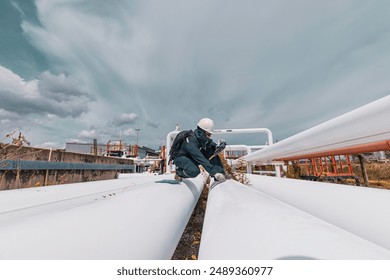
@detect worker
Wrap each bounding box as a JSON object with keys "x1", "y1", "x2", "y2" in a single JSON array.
[{"x1": 173, "y1": 118, "x2": 227, "y2": 182}]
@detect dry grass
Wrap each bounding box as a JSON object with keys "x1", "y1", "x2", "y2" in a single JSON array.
[
  {"x1": 221, "y1": 157, "x2": 250, "y2": 185},
  {"x1": 171, "y1": 181, "x2": 209, "y2": 260},
  {"x1": 354, "y1": 162, "x2": 390, "y2": 180},
  {"x1": 287, "y1": 160, "x2": 390, "y2": 190},
  {"x1": 352, "y1": 162, "x2": 390, "y2": 189},
  {"x1": 367, "y1": 180, "x2": 390, "y2": 190}
]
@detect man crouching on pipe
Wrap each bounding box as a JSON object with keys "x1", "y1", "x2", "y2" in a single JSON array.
[{"x1": 173, "y1": 118, "x2": 228, "y2": 182}]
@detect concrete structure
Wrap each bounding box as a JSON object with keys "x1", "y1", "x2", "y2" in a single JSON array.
[
  {"x1": 65, "y1": 142, "x2": 106, "y2": 155},
  {"x1": 0, "y1": 144, "x2": 134, "y2": 190},
  {"x1": 66, "y1": 142, "x2": 158, "y2": 158}
]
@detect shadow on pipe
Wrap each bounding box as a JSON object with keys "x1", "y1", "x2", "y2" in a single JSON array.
[{"x1": 183, "y1": 179, "x2": 203, "y2": 200}]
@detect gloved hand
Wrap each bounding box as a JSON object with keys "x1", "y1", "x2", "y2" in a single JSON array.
[
  {"x1": 209, "y1": 142, "x2": 227, "y2": 160},
  {"x1": 215, "y1": 141, "x2": 226, "y2": 153},
  {"x1": 214, "y1": 173, "x2": 226, "y2": 182}
]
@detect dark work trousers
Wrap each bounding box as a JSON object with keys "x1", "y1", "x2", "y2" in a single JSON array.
[{"x1": 174, "y1": 155, "x2": 224, "y2": 178}]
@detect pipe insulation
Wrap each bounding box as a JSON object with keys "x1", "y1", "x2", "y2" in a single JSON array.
[
  {"x1": 198, "y1": 180, "x2": 390, "y2": 260},
  {"x1": 247, "y1": 174, "x2": 390, "y2": 251},
  {"x1": 243, "y1": 95, "x2": 390, "y2": 163},
  {"x1": 0, "y1": 173, "x2": 206, "y2": 259}
]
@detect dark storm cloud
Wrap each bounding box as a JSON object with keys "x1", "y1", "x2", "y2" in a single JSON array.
[
  {"x1": 2, "y1": 0, "x2": 390, "y2": 147},
  {"x1": 0, "y1": 66, "x2": 95, "y2": 118}
]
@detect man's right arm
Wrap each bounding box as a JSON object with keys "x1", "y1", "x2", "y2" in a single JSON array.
[{"x1": 186, "y1": 139, "x2": 224, "y2": 176}]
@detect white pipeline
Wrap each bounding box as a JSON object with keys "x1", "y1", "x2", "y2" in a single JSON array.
[
  {"x1": 213, "y1": 128, "x2": 273, "y2": 145},
  {"x1": 247, "y1": 174, "x2": 390, "y2": 252},
  {"x1": 243, "y1": 95, "x2": 390, "y2": 163},
  {"x1": 0, "y1": 173, "x2": 206, "y2": 259},
  {"x1": 198, "y1": 180, "x2": 390, "y2": 260},
  {"x1": 165, "y1": 130, "x2": 180, "y2": 173}
]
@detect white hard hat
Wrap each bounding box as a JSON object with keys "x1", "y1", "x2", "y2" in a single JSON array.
[{"x1": 197, "y1": 118, "x2": 214, "y2": 133}]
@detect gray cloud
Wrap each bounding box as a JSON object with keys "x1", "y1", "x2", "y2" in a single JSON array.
[
  {"x1": 38, "y1": 71, "x2": 95, "y2": 102},
  {"x1": 147, "y1": 121, "x2": 160, "y2": 129},
  {"x1": 0, "y1": 66, "x2": 95, "y2": 118},
  {"x1": 3, "y1": 0, "x2": 390, "y2": 148},
  {"x1": 109, "y1": 113, "x2": 139, "y2": 127},
  {"x1": 77, "y1": 129, "x2": 97, "y2": 139}
]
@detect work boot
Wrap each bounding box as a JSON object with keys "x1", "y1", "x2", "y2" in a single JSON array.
[
  {"x1": 214, "y1": 173, "x2": 226, "y2": 182},
  {"x1": 174, "y1": 174, "x2": 183, "y2": 182}
]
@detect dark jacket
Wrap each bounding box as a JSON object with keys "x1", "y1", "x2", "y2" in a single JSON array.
[{"x1": 175, "y1": 128, "x2": 223, "y2": 176}]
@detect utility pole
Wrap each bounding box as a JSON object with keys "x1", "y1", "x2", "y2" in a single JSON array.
[
  {"x1": 135, "y1": 128, "x2": 141, "y2": 147},
  {"x1": 358, "y1": 154, "x2": 369, "y2": 187}
]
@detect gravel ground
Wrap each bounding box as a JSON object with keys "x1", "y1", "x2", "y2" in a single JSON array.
[{"x1": 171, "y1": 182, "x2": 209, "y2": 260}]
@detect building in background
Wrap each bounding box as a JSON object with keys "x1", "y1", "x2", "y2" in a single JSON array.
[
  {"x1": 65, "y1": 142, "x2": 106, "y2": 155},
  {"x1": 65, "y1": 141, "x2": 158, "y2": 159}
]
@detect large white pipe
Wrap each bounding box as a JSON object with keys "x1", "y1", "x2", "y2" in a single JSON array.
[
  {"x1": 0, "y1": 173, "x2": 206, "y2": 259},
  {"x1": 244, "y1": 95, "x2": 390, "y2": 163},
  {"x1": 198, "y1": 180, "x2": 390, "y2": 259},
  {"x1": 165, "y1": 130, "x2": 180, "y2": 173},
  {"x1": 213, "y1": 128, "x2": 273, "y2": 145},
  {"x1": 247, "y1": 174, "x2": 390, "y2": 251},
  {"x1": 223, "y1": 145, "x2": 252, "y2": 160},
  {"x1": 0, "y1": 173, "x2": 161, "y2": 214}
]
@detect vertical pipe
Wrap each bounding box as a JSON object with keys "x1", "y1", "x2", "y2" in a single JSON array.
[
  {"x1": 331, "y1": 156, "x2": 337, "y2": 174},
  {"x1": 165, "y1": 131, "x2": 180, "y2": 173},
  {"x1": 305, "y1": 159, "x2": 309, "y2": 175},
  {"x1": 358, "y1": 154, "x2": 369, "y2": 187},
  {"x1": 16, "y1": 169, "x2": 21, "y2": 189},
  {"x1": 347, "y1": 155, "x2": 353, "y2": 174},
  {"x1": 311, "y1": 158, "x2": 316, "y2": 176},
  {"x1": 274, "y1": 164, "x2": 281, "y2": 177},
  {"x1": 319, "y1": 158, "x2": 324, "y2": 175},
  {"x1": 337, "y1": 155, "x2": 342, "y2": 175},
  {"x1": 246, "y1": 163, "x2": 252, "y2": 174},
  {"x1": 44, "y1": 148, "x2": 53, "y2": 186},
  {"x1": 93, "y1": 139, "x2": 97, "y2": 156},
  {"x1": 324, "y1": 157, "x2": 329, "y2": 174}
]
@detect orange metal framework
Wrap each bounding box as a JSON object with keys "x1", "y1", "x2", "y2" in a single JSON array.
[
  {"x1": 105, "y1": 140, "x2": 139, "y2": 157},
  {"x1": 106, "y1": 140, "x2": 124, "y2": 153},
  {"x1": 128, "y1": 145, "x2": 138, "y2": 157},
  {"x1": 279, "y1": 140, "x2": 390, "y2": 185},
  {"x1": 298, "y1": 155, "x2": 354, "y2": 178}
]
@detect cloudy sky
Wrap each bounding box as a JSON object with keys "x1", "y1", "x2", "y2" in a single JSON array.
[{"x1": 0, "y1": 0, "x2": 389, "y2": 149}]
